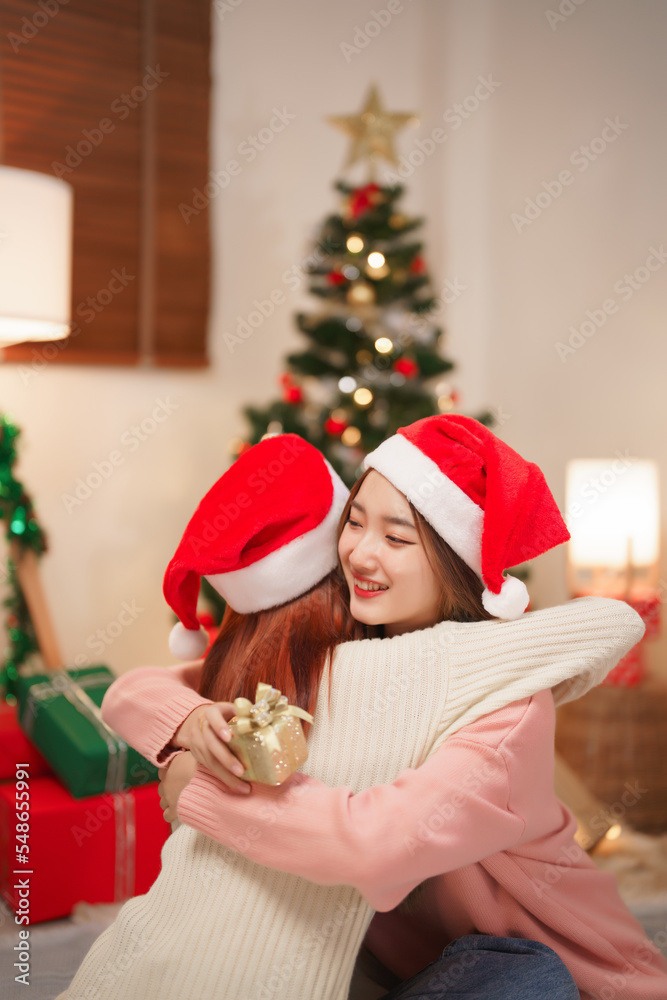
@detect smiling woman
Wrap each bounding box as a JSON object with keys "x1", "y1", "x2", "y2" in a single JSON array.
[{"x1": 338, "y1": 469, "x2": 491, "y2": 636}]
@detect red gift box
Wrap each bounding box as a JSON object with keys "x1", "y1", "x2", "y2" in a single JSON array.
[
  {"x1": 0, "y1": 774, "x2": 170, "y2": 924},
  {"x1": 626, "y1": 592, "x2": 661, "y2": 641},
  {"x1": 0, "y1": 701, "x2": 52, "y2": 781},
  {"x1": 602, "y1": 644, "x2": 646, "y2": 687}
]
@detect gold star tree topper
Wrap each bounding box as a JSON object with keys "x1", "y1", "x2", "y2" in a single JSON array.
[{"x1": 326, "y1": 84, "x2": 419, "y2": 178}]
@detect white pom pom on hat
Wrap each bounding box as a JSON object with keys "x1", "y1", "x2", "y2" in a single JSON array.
[
  {"x1": 168, "y1": 622, "x2": 209, "y2": 660},
  {"x1": 481, "y1": 573, "x2": 530, "y2": 620},
  {"x1": 363, "y1": 415, "x2": 570, "y2": 620},
  {"x1": 164, "y1": 434, "x2": 349, "y2": 658}
]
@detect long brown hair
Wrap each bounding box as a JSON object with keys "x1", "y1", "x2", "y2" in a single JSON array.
[
  {"x1": 198, "y1": 569, "x2": 363, "y2": 719},
  {"x1": 339, "y1": 469, "x2": 495, "y2": 630}
]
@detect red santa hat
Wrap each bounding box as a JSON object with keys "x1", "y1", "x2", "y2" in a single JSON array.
[
  {"x1": 164, "y1": 434, "x2": 349, "y2": 658},
  {"x1": 363, "y1": 414, "x2": 570, "y2": 620}
]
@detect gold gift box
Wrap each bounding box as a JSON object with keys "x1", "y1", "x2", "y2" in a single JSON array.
[{"x1": 227, "y1": 682, "x2": 313, "y2": 785}]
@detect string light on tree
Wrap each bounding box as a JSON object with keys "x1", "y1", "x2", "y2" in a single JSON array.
[
  {"x1": 338, "y1": 376, "x2": 357, "y2": 393},
  {"x1": 346, "y1": 234, "x2": 365, "y2": 253},
  {"x1": 374, "y1": 337, "x2": 393, "y2": 354},
  {"x1": 353, "y1": 387, "x2": 373, "y2": 407},
  {"x1": 347, "y1": 283, "x2": 375, "y2": 305},
  {"x1": 366, "y1": 251, "x2": 390, "y2": 278},
  {"x1": 341, "y1": 427, "x2": 362, "y2": 447}
]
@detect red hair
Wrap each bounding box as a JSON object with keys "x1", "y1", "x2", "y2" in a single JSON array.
[{"x1": 198, "y1": 570, "x2": 362, "y2": 722}]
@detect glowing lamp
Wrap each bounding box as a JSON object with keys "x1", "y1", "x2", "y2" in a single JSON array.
[
  {"x1": 565, "y1": 458, "x2": 660, "y2": 598},
  {"x1": 0, "y1": 166, "x2": 73, "y2": 346}
]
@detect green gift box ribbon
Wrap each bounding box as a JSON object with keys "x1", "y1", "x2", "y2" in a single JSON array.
[{"x1": 16, "y1": 666, "x2": 158, "y2": 799}]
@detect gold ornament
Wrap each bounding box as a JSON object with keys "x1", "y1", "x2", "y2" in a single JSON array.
[
  {"x1": 347, "y1": 283, "x2": 375, "y2": 305},
  {"x1": 356, "y1": 349, "x2": 373, "y2": 364},
  {"x1": 326, "y1": 84, "x2": 419, "y2": 177},
  {"x1": 389, "y1": 213, "x2": 407, "y2": 228},
  {"x1": 341, "y1": 426, "x2": 362, "y2": 447}
]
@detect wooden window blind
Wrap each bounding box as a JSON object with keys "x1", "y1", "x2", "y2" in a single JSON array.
[{"x1": 0, "y1": 0, "x2": 211, "y2": 366}]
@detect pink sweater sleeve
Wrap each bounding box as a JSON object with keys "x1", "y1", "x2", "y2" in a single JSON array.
[
  {"x1": 177, "y1": 699, "x2": 535, "y2": 911},
  {"x1": 100, "y1": 660, "x2": 213, "y2": 767}
]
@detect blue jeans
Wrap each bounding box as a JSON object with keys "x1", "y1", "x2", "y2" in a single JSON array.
[{"x1": 379, "y1": 935, "x2": 580, "y2": 999}]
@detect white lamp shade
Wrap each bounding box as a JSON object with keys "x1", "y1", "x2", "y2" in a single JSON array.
[
  {"x1": 0, "y1": 165, "x2": 73, "y2": 345},
  {"x1": 566, "y1": 458, "x2": 660, "y2": 569}
]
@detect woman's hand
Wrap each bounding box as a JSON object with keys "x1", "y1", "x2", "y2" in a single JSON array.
[
  {"x1": 158, "y1": 752, "x2": 198, "y2": 823},
  {"x1": 173, "y1": 703, "x2": 251, "y2": 794}
]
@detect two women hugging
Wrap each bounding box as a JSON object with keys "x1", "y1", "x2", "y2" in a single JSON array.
[{"x1": 59, "y1": 415, "x2": 667, "y2": 1000}]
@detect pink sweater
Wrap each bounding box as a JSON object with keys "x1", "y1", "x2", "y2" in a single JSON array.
[{"x1": 102, "y1": 657, "x2": 667, "y2": 1000}]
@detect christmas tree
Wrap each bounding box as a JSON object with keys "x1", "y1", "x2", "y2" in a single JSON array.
[
  {"x1": 0, "y1": 415, "x2": 48, "y2": 701},
  {"x1": 237, "y1": 85, "x2": 491, "y2": 486}
]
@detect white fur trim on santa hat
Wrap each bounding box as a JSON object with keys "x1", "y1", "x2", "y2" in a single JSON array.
[
  {"x1": 205, "y1": 463, "x2": 349, "y2": 614},
  {"x1": 481, "y1": 574, "x2": 530, "y2": 620},
  {"x1": 169, "y1": 622, "x2": 209, "y2": 659},
  {"x1": 364, "y1": 434, "x2": 484, "y2": 575}
]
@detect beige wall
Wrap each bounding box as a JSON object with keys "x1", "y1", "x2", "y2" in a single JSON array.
[
  {"x1": 1, "y1": 0, "x2": 665, "y2": 677},
  {"x1": 432, "y1": 0, "x2": 667, "y2": 675}
]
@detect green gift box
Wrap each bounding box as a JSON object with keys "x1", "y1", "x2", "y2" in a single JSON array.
[{"x1": 16, "y1": 666, "x2": 158, "y2": 799}]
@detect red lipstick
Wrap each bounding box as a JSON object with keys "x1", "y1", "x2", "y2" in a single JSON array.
[{"x1": 351, "y1": 574, "x2": 388, "y2": 600}]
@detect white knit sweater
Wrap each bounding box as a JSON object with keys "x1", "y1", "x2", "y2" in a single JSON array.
[{"x1": 59, "y1": 596, "x2": 643, "y2": 1000}]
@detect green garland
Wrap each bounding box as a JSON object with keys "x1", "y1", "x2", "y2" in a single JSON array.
[{"x1": 0, "y1": 415, "x2": 47, "y2": 701}]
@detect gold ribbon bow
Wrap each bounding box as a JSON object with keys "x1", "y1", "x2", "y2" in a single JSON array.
[{"x1": 230, "y1": 682, "x2": 314, "y2": 755}]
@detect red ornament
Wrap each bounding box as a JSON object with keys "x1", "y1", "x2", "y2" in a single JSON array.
[
  {"x1": 327, "y1": 270, "x2": 347, "y2": 286},
  {"x1": 409, "y1": 255, "x2": 426, "y2": 274},
  {"x1": 393, "y1": 358, "x2": 419, "y2": 378},
  {"x1": 284, "y1": 385, "x2": 303, "y2": 404},
  {"x1": 279, "y1": 372, "x2": 303, "y2": 404},
  {"x1": 348, "y1": 183, "x2": 381, "y2": 219},
  {"x1": 324, "y1": 417, "x2": 348, "y2": 436}
]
